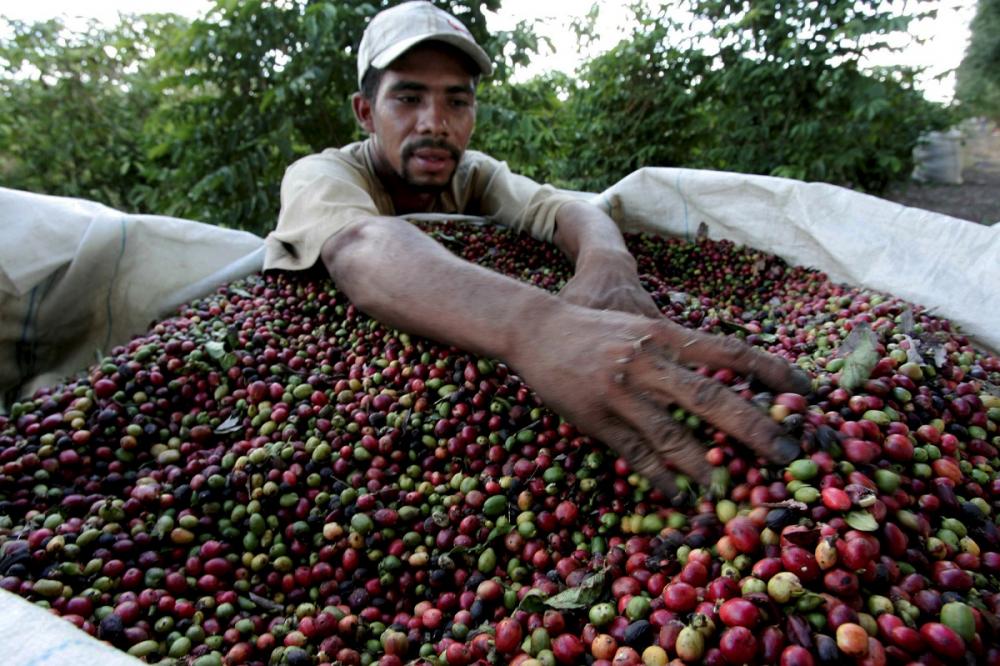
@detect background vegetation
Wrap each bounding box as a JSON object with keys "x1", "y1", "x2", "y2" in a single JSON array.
[
  {"x1": 955, "y1": 0, "x2": 1000, "y2": 120},
  {"x1": 1, "y1": 0, "x2": 985, "y2": 236}
]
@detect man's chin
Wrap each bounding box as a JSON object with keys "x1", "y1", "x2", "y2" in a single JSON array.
[{"x1": 402, "y1": 170, "x2": 455, "y2": 192}]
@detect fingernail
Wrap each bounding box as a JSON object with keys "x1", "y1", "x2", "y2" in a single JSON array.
[{"x1": 773, "y1": 435, "x2": 801, "y2": 464}]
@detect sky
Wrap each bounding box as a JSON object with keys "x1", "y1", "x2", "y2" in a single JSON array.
[{"x1": 0, "y1": 0, "x2": 978, "y2": 103}]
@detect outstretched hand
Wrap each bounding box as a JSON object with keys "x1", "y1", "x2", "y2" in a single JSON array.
[{"x1": 508, "y1": 303, "x2": 811, "y2": 500}]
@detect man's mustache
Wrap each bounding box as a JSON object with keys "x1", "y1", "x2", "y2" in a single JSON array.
[{"x1": 402, "y1": 138, "x2": 461, "y2": 162}]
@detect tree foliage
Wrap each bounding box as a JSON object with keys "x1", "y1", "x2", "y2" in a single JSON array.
[
  {"x1": 475, "y1": 72, "x2": 573, "y2": 186},
  {"x1": 0, "y1": 15, "x2": 186, "y2": 209},
  {"x1": 0, "y1": 0, "x2": 958, "y2": 234},
  {"x1": 955, "y1": 0, "x2": 1000, "y2": 119},
  {"x1": 138, "y1": 0, "x2": 370, "y2": 233},
  {"x1": 556, "y1": 9, "x2": 713, "y2": 191},
  {"x1": 1, "y1": 1, "x2": 540, "y2": 235},
  {"x1": 558, "y1": 0, "x2": 954, "y2": 193}
]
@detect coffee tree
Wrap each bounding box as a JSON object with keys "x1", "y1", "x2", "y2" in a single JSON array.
[
  {"x1": 0, "y1": 1, "x2": 541, "y2": 235},
  {"x1": 0, "y1": 15, "x2": 186, "y2": 210},
  {"x1": 559, "y1": 0, "x2": 955, "y2": 193},
  {"x1": 0, "y1": 0, "x2": 961, "y2": 230},
  {"x1": 955, "y1": 0, "x2": 1000, "y2": 120}
]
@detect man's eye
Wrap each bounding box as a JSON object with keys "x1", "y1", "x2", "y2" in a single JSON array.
[
  {"x1": 450, "y1": 98, "x2": 472, "y2": 108},
  {"x1": 397, "y1": 95, "x2": 419, "y2": 104}
]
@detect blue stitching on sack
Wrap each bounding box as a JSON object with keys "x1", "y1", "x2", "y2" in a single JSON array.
[
  {"x1": 675, "y1": 170, "x2": 691, "y2": 241},
  {"x1": 103, "y1": 218, "x2": 128, "y2": 354},
  {"x1": 16, "y1": 286, "x2": 39, "y2": 384}
]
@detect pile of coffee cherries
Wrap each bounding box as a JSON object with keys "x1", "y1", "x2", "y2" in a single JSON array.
[{"x1": 1, "y1": 222, "x2": 998, "y2": 666}]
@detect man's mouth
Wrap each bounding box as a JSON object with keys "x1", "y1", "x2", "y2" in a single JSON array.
[
  {"x1": 403, "y1": 141, "x2": 460, "y2": 176},
  {"x1": 411, "y1": 148, "x2": 454, "y2": 170}
]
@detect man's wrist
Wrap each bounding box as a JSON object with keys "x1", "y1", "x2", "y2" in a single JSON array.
[
  {"x1": 575, "y1": 246, "x2": 638, "y2": 273},
  {"x1": 500, "y1": 289, "x2": 568, "y2": 365}
]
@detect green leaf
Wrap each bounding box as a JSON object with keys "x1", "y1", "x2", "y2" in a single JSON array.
[
  {"x1": 845, "y1": 511, "x2": 878, "y2": 532},
  {"x1": 517, "y1": 589, "x2": 547, "y2": 614},
  {"x1": 543, "y1": 569, "x2": 609, "y2": 610},
  {"x1": 719, "y1": 320, "x2": 751, "y2": 335},
  {"x1": 899, "y1": 309, "x2": 916, "y2": 335},
  {"x1": 514, "y1": 568, "x2": 611, "y2": 614},
  {"x1": 204, "y1": 339, "x2": 237, "y2": 370},
  {"x1": 838, "y1": 322, "x2": 879, "y2": 391},
  {"x1": 220, "y1": 353, "x2": 238, "y2": 371},
  {"x1": 205, "y1": 340, "x2": 226, "y2": 359},
  {"x1": 485, "y1": 522, "x2": 512, "y2": 543}
]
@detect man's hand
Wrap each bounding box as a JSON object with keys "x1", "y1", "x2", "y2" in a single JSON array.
[
  {"x1": 551, "y1": 201, "x2": 660, "y2": 317},
  {"x1": 545, "y1": 203, "x2": 807, "y2": 496},
  {"x1": 558, "y1": 247, "x2": 661, "y2": 318},
  {"x1": 508, "y1": 301, "x2": 811, "y2": 500}
]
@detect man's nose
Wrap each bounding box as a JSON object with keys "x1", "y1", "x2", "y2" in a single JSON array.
[{"x1": 417, "y1": 99, "x2": 449, "y2": 135}]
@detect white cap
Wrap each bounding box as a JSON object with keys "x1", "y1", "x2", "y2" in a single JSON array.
[{"x1": 357, "y1": 1, "x2": 493, "y2": 88}]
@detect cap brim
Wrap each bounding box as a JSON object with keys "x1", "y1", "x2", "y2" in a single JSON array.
[{"x1": 369, "y1": 32, "x2": 493, "y2": 79}]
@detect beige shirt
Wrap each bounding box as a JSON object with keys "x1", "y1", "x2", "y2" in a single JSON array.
[{"x1": 263, "y1": 138, "x2": 578, "y2": 271}]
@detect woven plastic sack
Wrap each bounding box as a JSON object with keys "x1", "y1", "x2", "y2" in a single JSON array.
[
  {"x1": 3, "y1": 168, "x2": 998, "y2": 411},
  {"x1": 0, "y1": 589, "x2": 142, "y2": 665},
  {"x1": 0, "y1": 187, "x2": 264, "y2": 410},
  {"x1": 594, "y1": 167, "x2": 999, "y2": 355}
]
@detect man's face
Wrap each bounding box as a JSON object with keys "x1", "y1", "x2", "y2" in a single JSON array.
[{"x1": 354, "y1": 44, "x2": 477, "y2": 191}]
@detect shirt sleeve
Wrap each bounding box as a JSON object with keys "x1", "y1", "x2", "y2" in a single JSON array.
[
  {"x1": 263, "y1": 151, "x2": 383, "y2": 271},
  {"x1": 467, "y1": 152, "x2": 581, "y2": 243}
]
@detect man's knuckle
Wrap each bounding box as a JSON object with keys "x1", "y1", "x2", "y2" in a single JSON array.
[
  {"x1": 691, "y1": 379, "x2": 728, "y2": 408},
  {"x1": 623, "y1": 438, "x2": 646, "y2": 460},
  {"x1": 601, "y1": 361, "x2": 632, "y2": 399},
  {"x1": 718, "y1": 335, "x2": 750, "y2": 358},
  {"x1": 648, "y1": 418, "x2": 686, "y2": 455}
]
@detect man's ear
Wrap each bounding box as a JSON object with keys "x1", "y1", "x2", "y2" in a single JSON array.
[{"x1": 352, "y1": 93, "x2": 375, "y2": 134}]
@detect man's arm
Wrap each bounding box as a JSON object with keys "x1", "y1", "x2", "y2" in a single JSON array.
[
  {"x1": 551, "y1": 200, "x2": 661, "y2": 317},
  {"x1": 321, "y1": 216, "x2": 809, "y2": 497}
]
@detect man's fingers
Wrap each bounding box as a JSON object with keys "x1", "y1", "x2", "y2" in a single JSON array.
[
  {"x1": 653, "y1": 323, "x2": 812, "y2": 394},
  {"x1": 595, "y1": 419, "x2": 684, "y2": 499},
  {"x1": 628, "y1": 358, "x2": 801, "y2": 466},
  {"x1": 608, "y1": 394, "x2": 715, "y2": 487}
]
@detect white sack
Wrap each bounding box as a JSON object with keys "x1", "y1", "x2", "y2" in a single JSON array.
[
  {"x1": 591, "y1": 167, "x2": 1000, "y2": 355},
  {"x1": 0, "y1": 589, "x2": 142, "y2": 665},
  {"x1": 0, "y1": 187, "x2": 264, "y2": 407},
  {"x1": 2, "y1": 168, "x2": 999, "y2": 411}
]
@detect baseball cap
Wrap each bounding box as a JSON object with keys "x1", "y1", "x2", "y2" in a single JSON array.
[{"x1": 357, "y1": 1, "x2": 493, "y2": 88}]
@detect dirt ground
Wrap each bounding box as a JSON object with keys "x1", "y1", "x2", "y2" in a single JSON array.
[{"x1": 880, "y1": 124, "x2": 1000, "y2": 226}]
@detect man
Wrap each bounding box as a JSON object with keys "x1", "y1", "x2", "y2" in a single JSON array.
[{"x1": 264, "y1": 1, "x2": 809, "y2": 497}]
